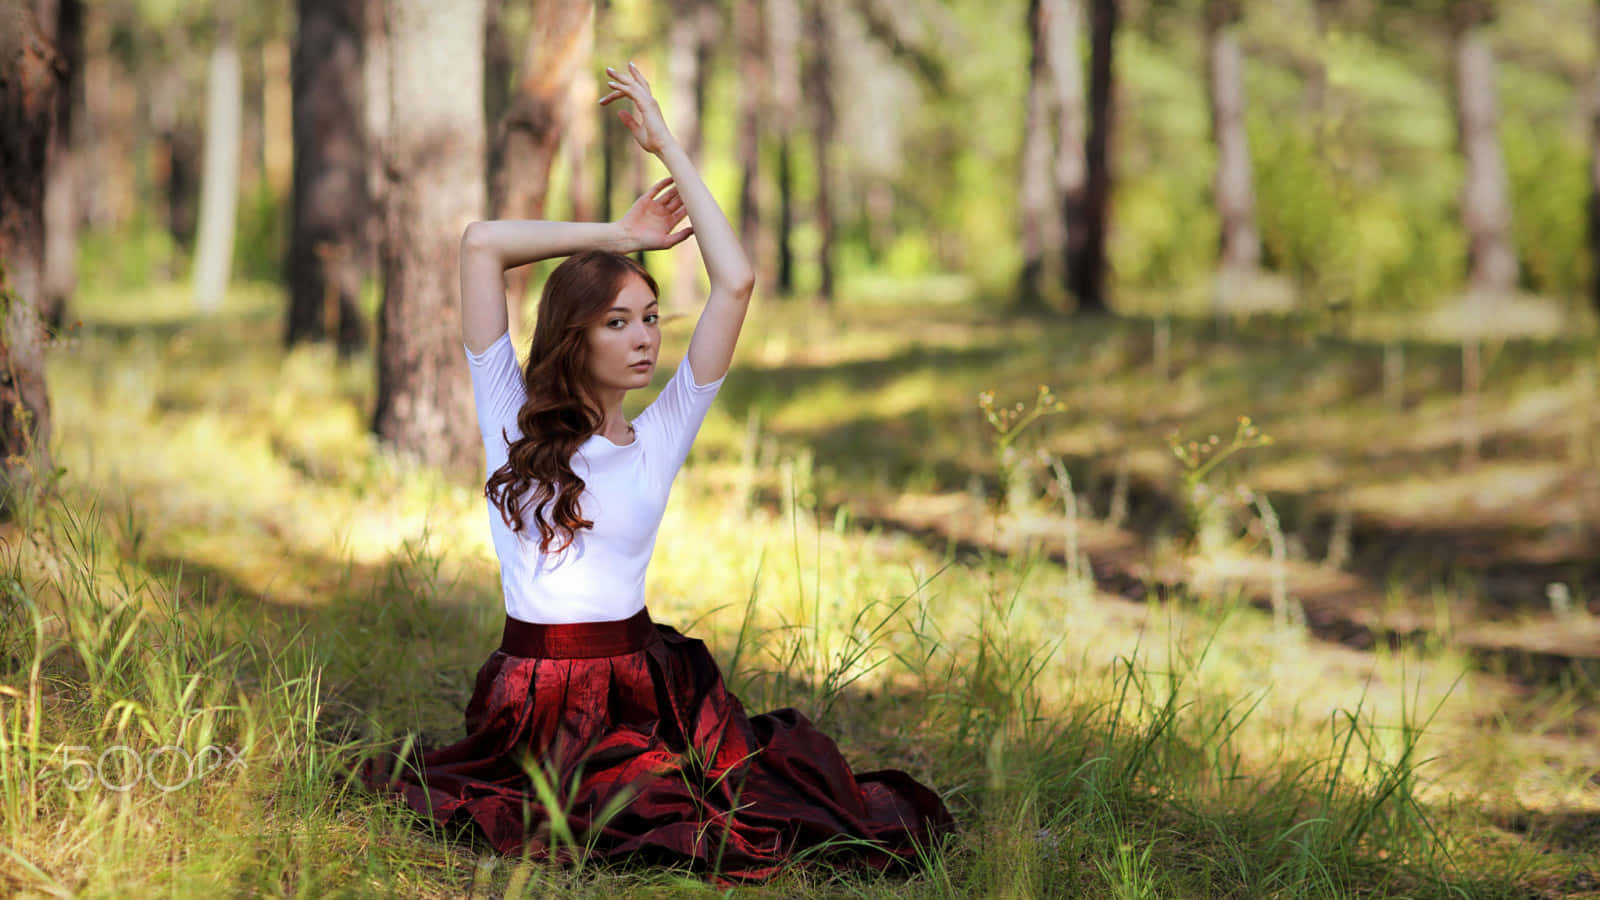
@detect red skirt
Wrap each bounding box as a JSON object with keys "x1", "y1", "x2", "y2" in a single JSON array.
[{"x1": 354, "y1": 608, "x2": 954, "y2": 881}]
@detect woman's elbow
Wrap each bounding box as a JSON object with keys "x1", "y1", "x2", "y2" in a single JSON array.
[
  {"x1": 460, "y1": 221, "x2": 498, "y2": 264},
  {"x1": 724, "y1": 267, "x2": 756, "y2": 301}
]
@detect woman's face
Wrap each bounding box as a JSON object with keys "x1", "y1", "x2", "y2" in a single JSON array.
[{"x1": 583, "y1": 274, "x2": 660, "y2": 394}]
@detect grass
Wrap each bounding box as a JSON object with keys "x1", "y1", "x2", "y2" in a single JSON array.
[{"x1": 0, "y1": 279, "x2": 1594, "y2": 896}]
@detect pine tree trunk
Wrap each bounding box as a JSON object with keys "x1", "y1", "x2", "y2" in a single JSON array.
[
  {"x1": 192, "y1": 11, "x2": 242, "y2": 311},
  {"x1": 768, "y1": 0, "x2": 800, "y2": 297},
  {"x1": 36, "y1": 0, "x2": 79, "y2": 332},
  {"x1": 1049, "y1": 0, "x2": 1087, "y2": 305},
  {"x1": 1454, "y1": 13, "x2": 1517, "y2": 295},
  {"x1": 0, "y1": 0, "x2": 58, "y2": 507},
  {"x1": 373, "y1": 0, "x2": 486, "y2": 470},
  {"x1": 1068, "y1": 0, "x2": 1116, "y2": 314},
  {"x1": 803, "y1": 0, "x2": 833, "y2": 304},
  {"x1": 287, "y1": 0, "x2": 369, "y2": 355},
  {"x1": 1206, "y1": 0, "x2": 1259, "y2": 279},
  {"x1": 668, "y1": 0, "x2": 711, "y2": 310},
  {"x1": 563, "y1": 21, "x2": 598, "y2": 224},
  {"x1": 1019, "y1": 0, "x2": 1058, "y2": 310},
  {"x1": 735, "y1": 0, "x2": 767, "y2": 289},
  {"x1": 490, "y1": 0, "x2": 592, "y2": 315}
]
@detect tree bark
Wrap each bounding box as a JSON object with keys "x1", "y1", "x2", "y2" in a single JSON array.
[
  {"x1": 1068, "y1": 0, "x2": 1116, "y2": 314},
  {"x1": 668, "y1": 0, "x2": 714, "y2": 310},
  {"x1": 490, "y1": 0, "x2": 592, "y2": 315},
  {"x1": 35, "y1": 0, "x2": 79, "y2": 332},
  {"x1": 287, "y1": 0, "x2": 369, "y2": 354},
  {"x1": 374, "y1": 0, "x2": 486, "y2": 470},
  {"x1": 1206, "y1": 0, "x2": 1259, "y2": 278},
  {"x1": 803, "y1": 0, "x2": 834, "y2": 304},
  {"x1": 768, "y1": 0, "x2": 800, "y2": 297},
  {"x1": 192, "y1": 10, "x2": 242, "y2": 311},
  {"x1": 1049, "y1": 0, "x2": 1087, "y2": 307},
  {"x1": 0, "y1": 0, "x2": 58, "y2": 506},
  {"x1": 1453, "y1": 11, "x2": 1517, "y2": 295},
  {"x1": 1019, "y1": 0, "x2": 1062, "y2": 310},
  {"x1": 735, "y1": 0, "x2": 767, "y2": 289}
]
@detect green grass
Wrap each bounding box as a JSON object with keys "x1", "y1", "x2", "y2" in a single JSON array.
[{"x1": 0, "y1": 281, "x2": 1593, "y2": 896}]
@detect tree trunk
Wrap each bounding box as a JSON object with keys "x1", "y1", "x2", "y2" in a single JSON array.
[
  {"x1": 1068, "y1": 0, "x2": 1116, "y2": 314},
  {"x1": 668, "y1": 0, "x2": 712, "y2": 310},
  {"x1": 287, "y1": 0, "x2": 369, "y2": 354},
  {"x1": 1453, "y1": 12, "x2": 1517, "y2": 295},
  {"x1": 36, "y1": 0, "x2": 80, "y2": 332},
  {"x1": 1049, "y1": 0, "x2": 1087, "y2": 306},
  {"x1": 192, "y1": 12, "x2": 242, "y2": 311},
  {"x1": 1019, "y1": 0, "x2": 1060, "y2": 310},
  {"x1": 1206, "y1": 0, "x2": 1259, "y2": 279},
  {"x1": 803, "y1": 0, "x2": 833, "y2": 304},
  {"x1": 735, "y1": 0, "x2": 767, "y2": 289},
  {"x1": 0, "y1": 0, "x2": 58, "y2": 506},
  {"x1": 563, "y1": 25, "x2": 598, "y2": 223},
  {"x1": 768, "y1": 0, "x2": 800, "y2": 297},
  {"x1": 374, "y1": 0, "x2": 486, "y2": 470},
  {"x1": 490, "y1": 0, "x2": 592, "y2": 317}
]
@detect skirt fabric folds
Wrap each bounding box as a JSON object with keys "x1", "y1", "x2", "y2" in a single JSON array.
[{"x1": 355, "y1": 608, "x2": 954, "y2": 881}]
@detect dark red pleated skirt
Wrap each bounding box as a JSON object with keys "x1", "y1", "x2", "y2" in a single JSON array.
[{"x1": 353, "y1": 608, "x2": 954, "y2": 881}]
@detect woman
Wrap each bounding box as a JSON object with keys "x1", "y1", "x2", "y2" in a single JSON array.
[{"x1": 358, "y1": 62, "x2": 953, "y2": 881}]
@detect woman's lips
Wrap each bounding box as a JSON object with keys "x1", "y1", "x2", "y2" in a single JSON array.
[{"x1": 630, "y1": 361, "x2": 652, "y2": 370}]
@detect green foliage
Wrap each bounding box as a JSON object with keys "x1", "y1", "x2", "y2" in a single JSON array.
[
  {"x1": 77, "y1": 210, "x2": 184, "y2": 293},
  {"x1": 1503, "y1": 115, "x2": 1591, "y2": 302},
  {"x1": 233, "y1": 179, "x2": 287, "y2": 284}
]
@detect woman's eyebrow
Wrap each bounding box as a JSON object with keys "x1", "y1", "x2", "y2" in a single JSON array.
[{"x1": 607, "y1": 300, "x2": 660, "y2": 314}]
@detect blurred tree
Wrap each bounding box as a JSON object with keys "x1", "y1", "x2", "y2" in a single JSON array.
[
  {"x1": 1019, "y1": 0, "x2": 1083, "y2": 310},
  {"x1": 0, "y1": 0, "x2": 59, "y2": 507},
  {"x1": 373, "y1": 0, "x2": 486, "y2": 469},
  {"x1": 768, "y1": 0, "x2": 800, "y2": 296},
  {"x1": 286, "y1": 0, "x2": 369, "y2": 354},
  {"x1": 734, "y1": 0, "x2": 769, "y2": 288},
  {"x1": 192, "y1": 1, "x2": 242, "y2": 311},
  {"x1": 36, "y1": 0, "x2": 81, "y2": 332},
  {"x1": 1067, "y1": 0, "x2": 1117, "y2": 313},
  {"x1": 804, "y1": 0, "x2": 835, "y2": 304},
  {"x1": 489, "y1": 0, "x2": 593, "y2": 319},
  {"x1": 667, "y1": 0, "x2": 717, "y2": 309},
  {"x1": 1206, "y1": 0, "x2": 1259, "y2": 280},
  {"x1": 1449, "y1": 0, "x2": 1517, "y2": 295}
]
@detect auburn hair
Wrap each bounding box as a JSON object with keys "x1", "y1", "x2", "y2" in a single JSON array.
[{"x1": 484, "y1": 250, "x2": 658, "y2": 554}]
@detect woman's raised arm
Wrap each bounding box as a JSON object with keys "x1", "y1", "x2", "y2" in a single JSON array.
[
  {"x1": 459, "y1": 183, "x2": 693, "y2": 354},
  {"x1": 601, "y1": 62, "x2": 755, "y2": 384}
]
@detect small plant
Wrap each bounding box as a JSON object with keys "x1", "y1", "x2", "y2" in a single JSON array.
[
  {"x1": 1167, "y1": 416, "x2": 1274, "y2": 556},
  {"x1": 977, "y1": 385, "x2": 1067, "y2": 515}
]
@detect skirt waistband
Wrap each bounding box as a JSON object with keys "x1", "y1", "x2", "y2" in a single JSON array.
[{"x1": 499, "y1": 608, "x2": 657, "y2": 659}]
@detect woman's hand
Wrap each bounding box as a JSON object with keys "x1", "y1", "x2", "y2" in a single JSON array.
[
  {"x1": 616, "y1": 176, "x2": 693, "y2": 252},
  {"x1": 598, "y1": 62, "x2": 676, "y2": 156}
]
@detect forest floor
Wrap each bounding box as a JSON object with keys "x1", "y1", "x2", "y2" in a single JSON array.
[{"x1": 1, "y1": 281, "x2": 1597, "y2": 897}]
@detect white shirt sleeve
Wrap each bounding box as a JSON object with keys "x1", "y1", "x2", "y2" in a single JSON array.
[
  {"x1": 636, "y1": 355, "x2": 725, "y2": 484},
  {"x1": 464, "y1": 331, "x2": 526, "y2": 475}
]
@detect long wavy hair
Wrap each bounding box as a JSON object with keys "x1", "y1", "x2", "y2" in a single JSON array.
[{"x1": 484, "y1": 250, "x2": 658, "y2": 554}]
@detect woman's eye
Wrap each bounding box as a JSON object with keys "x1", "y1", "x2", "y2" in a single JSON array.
[
  {"x1": 645, "y1": 314, "x2": 659, "y2": 324},
  {"x1": 608, "y1": 319, "x2": 625, "y2": 328}
]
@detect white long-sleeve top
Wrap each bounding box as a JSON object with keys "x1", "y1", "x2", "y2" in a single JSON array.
[{"x1": 465, "y1": 331, "x2": 725, "y2": 624}]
